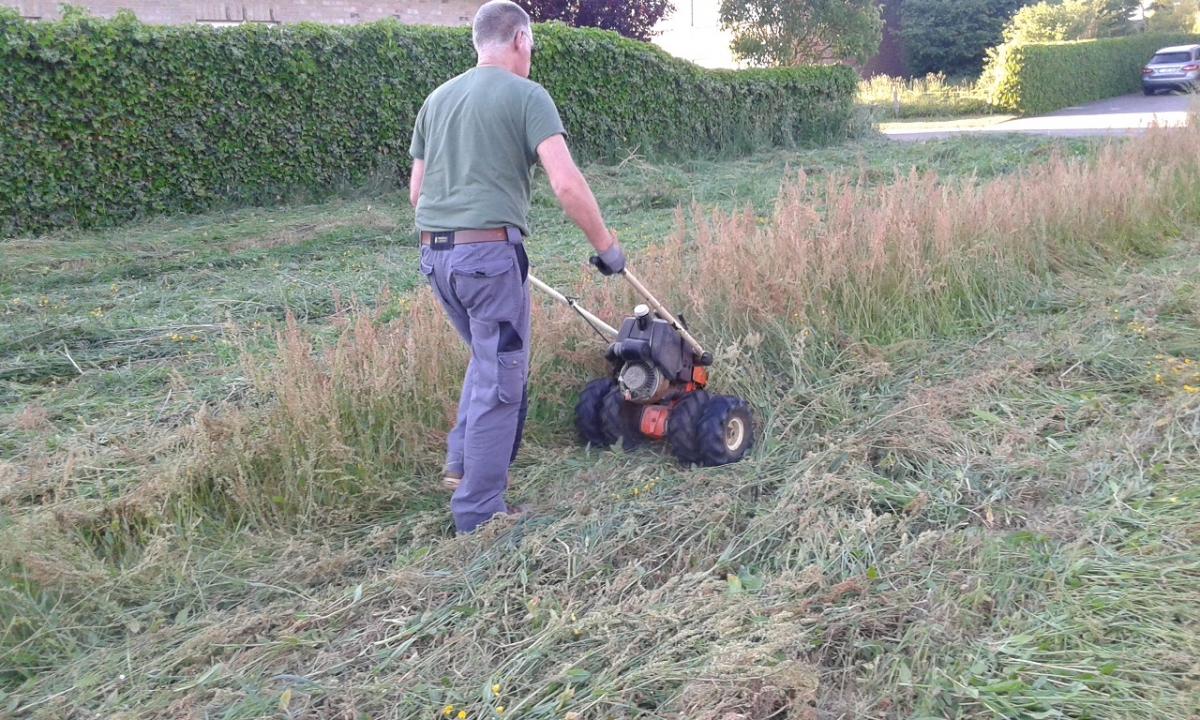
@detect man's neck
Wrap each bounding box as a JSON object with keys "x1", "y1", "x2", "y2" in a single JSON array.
[{"x1": 477, "y1": 53, "x2": 520, "y2": 75}]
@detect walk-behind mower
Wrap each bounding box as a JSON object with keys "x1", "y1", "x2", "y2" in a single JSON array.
[{"x1": 530, "y1": 267, "x2": 754, "y2": 467}]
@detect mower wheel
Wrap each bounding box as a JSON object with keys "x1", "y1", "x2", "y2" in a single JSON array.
[
  {"x1": 666, "y1": 389, "x2": 711, "y2": 465},
  {"x1": 575, "y1": 378, "x2": 618, "y2": 448},
  {"x1": 696, "y1": 395, "x2": 755, "y2": 466},
  {"x1": 601, "y1": 387, "x2": 644, "y2": 451}
]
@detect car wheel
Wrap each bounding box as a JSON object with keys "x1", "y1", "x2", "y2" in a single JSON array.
[{"x1": 1143, "y1": 87, "x2": 1155, "y2": 96}]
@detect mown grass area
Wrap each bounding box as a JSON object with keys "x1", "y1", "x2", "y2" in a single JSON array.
[{"x1": 3, "y1": 127, "x2": 1200, "y2": 720}]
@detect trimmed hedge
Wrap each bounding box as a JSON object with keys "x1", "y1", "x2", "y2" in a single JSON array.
[
  {"x1": 986, "y1": 32, "x2": 1200, "y2": 115},
  {"x1": 0, "y1": 10, "x2": 857, "y2": 236}
]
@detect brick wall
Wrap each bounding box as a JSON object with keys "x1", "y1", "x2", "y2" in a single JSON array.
[{"x1": 2, "y1": 0, "x2": 486, "y2": 26}]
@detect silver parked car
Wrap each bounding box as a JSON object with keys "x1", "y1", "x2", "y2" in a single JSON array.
[{"x1": 1141, "y1": 44, "x2": 1200, "y2": 95}]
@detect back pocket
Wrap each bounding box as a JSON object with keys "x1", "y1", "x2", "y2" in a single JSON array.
[{"x1": 451, "y1": 249, "x2": 518, "y2": 323}]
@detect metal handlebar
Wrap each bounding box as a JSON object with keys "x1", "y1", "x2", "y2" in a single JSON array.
[{"x1": 528, "y1": 274, "x2": 619, "y2": 339}]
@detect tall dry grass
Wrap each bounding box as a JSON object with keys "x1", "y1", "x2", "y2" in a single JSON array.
[
  {"x1": 188, "y1": 291, "x2": 455, "y2": 525},
  {"x1": 619, "y1": 121, "x2": 1199, "y2": 344},
  {"x1": 188, "y1": 287, "x2": 614, "y2": 527},
  {"x1": 193, "y1": 120, "x2": 1200, "y2": 529},
  {"x1": 858, "y1": 73, "x2": 992, "y2": 118}
]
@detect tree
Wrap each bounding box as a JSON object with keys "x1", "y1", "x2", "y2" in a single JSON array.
[
  {"x1": 1144, "y1": 0, "x2": 1200, "y2": 32},
  {"x1": 718, "y1": 0, "x2": 884, "y2": 67},
  {"x1": 899, "y1": 0, "x2": 1037, "y2": 77},
  {"x1": 518, "y1": 0, "x2": 674, "y2": 41},
  {"x1": 1001, "y1": 0, "x2": 1140, "y2": 43}
]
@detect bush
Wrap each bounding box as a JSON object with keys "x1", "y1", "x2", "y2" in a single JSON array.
[
  {"x1": 0, "y1": 10, "x2": 857, "y2": 236},
  {"x1": 985, "y1": 32, "x2": 1200, "y2": 114},
  {"x1": 1145, "y1": 0, "x2": 1200, "y2": 34}
]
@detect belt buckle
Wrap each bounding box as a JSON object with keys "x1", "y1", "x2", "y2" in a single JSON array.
[{"x1": 429, "y1": 231, "x2": 454, "y2": 251}]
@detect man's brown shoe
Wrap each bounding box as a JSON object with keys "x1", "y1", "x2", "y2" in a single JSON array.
[{"x1": 443, "y1": 472, "x2": 513, "y2": 493}]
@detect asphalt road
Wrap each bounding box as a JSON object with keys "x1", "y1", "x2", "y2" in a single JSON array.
[{"x1": 883, "y1": 92, "x2": 1196, "y2": 141}]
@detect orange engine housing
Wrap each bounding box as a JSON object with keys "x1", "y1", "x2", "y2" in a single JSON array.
[
  {"x1": 639, "y1": 405, "x2": 670, "y2": 439},
  {"x1": 636, "y1": 365, "x2": 710, "y2": 440}
]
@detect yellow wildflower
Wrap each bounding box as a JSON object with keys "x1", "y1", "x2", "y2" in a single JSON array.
[
  {"x1": 492, "y1": 684, "x2": 500, "y2": 694},
  {"x1": 443, "y1": 706, "x2": 454, "y2": 716}
]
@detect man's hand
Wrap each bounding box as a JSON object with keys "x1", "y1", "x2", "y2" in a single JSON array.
[{"x1": 590, "y1": 239, "x2": 626, "y2": 276}]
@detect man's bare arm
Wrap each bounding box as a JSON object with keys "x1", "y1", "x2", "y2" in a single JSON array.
[
  {"x1": 409, "y1": 159, "x2": 425, "y2": 208},
  {"x1": 536, "y1": 134, "x2": 616, "y2": 253}
]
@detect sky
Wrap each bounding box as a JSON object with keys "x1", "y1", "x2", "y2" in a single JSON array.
[{"x1": 650, "y1": 0, "x2": 741, "y2": 68}]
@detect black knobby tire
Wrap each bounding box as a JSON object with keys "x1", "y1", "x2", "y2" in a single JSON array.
[
  {"x1": 575, "y1": 378, "x2": 617, "y2": 448},
  {"x1": 666, "y1": 389, "x2": 711, "y2": 465},
  {"x1": 695, "y1": 395, "x2": 755, "y2": 466},
  {"x1": 601, "y1": 387, "x2": 644, "y2": 451}
]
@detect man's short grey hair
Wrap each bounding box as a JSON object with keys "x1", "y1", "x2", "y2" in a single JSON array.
[{"x1": 472, "y1": 0, "x2": 531, "y2": 52}]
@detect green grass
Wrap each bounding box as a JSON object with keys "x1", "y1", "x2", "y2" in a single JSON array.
[
  {"x1": 2, "y1": 130, "x2": 1199, "y2": 719},
  {"x1": 858, "y1": 73, "x2": 994, "y2": 120}
]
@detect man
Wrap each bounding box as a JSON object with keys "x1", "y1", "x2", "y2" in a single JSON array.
[{"x1": 410, "y1": 0, "x2": 626, "y2": 534}]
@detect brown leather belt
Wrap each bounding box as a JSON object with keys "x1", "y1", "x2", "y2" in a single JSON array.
[{"x1": 420, "y1": 228, "x2": 509, "y2": 245}]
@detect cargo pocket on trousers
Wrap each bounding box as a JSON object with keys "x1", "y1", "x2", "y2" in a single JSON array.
[
  {"x1": 497, "y1": 349, "x2": 527, "y2": 404},
  {"x1": 451, "y1": 250, "x2": 518, "y2": 324}
]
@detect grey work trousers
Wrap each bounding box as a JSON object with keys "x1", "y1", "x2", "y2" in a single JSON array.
[{"x1": 420, "y1": 236, "x2": 530, "y2": 533}]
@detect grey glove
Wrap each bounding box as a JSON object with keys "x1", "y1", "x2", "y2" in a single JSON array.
[{"x1": 590, "y1": 241, "x2": 626, "y2": 276}]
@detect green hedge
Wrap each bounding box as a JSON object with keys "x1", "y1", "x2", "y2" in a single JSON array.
[
  {"x1": 0, "y1": 10, "x2": 857, "y2": 236},
  {"x1": 986, "y1": 32, "x2": 1200, "y2": 114}
]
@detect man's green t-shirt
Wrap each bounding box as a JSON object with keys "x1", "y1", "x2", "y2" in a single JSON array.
[{"x1": 410, "y1": 66, "x2": 566, "y2": 238}]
